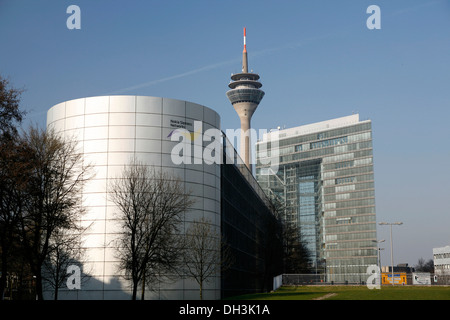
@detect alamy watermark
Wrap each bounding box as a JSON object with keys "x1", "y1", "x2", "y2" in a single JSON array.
[
  {"x1": 66, "y1": 5, "x2": 81, "y2": 30},
  {"x1": 168, "y1": 120, "x2": 279, "y2": 173},
  {"x1": 66, "y1": 265, "x2": 81, "y2": 290},
  {"x1": 366, "y1": 5, "x2": 381, "y2": 30},
  {"x1": 366, "y1": 265, "x2": 381, "y2": 289},
  {"x1": 66, "y1": 4, "x2": 381, "y2": 31}
]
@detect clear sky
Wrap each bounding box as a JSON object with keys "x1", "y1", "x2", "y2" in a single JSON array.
[{"x1": 1, "y1": 0, "x2": 449, "y2": 267}]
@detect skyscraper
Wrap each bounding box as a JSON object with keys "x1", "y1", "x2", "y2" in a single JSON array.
[
  {"x1": 226, "y1": 27, "x2": 264, "y2": 170},
  {"x1": 256, "y1": 114, "x2": 378, "y2": 282}
]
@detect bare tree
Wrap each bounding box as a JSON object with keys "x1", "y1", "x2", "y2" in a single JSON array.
[
  {"x1": 415, "y1": 258, "x2": 434, "y2": 273},
  {"x1": 0, "y1": 75, "x2": 26, "y2": 139},
  {"x1": 0, "y1": 138, "x2": 31, "y2": 299},
  {"x1": 183, "y1": 217, "x2": 232, "y2": 300},
  {"x1": 0, "y1": 75, "x2": 27, "y2": 299},
  {"x1": 19, "y1": 127, "x2": 91, "y2": 300},
  {"x1": 109, "y1": 159, "x2": 194, "y2": 300},
  {"x1": 267, "y1": 195, "x2": 311, "y2": 274},
  {"x1": 42, "y1": 226, "x2": 91, "y2": 300},
  {"x1": 282, "y1": 223, "x2": 311, "y2": 273}
]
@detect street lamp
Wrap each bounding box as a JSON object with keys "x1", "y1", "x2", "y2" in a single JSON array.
[
  {"x1": 372, "y1": 239, "x2": 385, "y2": 285},
  {"x1": 375, "y1": 239, "x2": 385, "y2": 268},
  {"x1": 370, "y1": 240, "x2": 385, "y2": 268},
  {"x1": 379, "y1": 222, "x2": 403, "y2": 286}
]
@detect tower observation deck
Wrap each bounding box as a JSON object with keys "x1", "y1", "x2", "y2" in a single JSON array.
[{"x1": 226, "y1": 27, "x2": 264, "y2": 170}]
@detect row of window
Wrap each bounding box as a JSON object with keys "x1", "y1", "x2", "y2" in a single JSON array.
[
  {"x1": 264, "y1": 137, "x2": 371, "y2": 160},
  {"x1": 324, "y1": 206, "x2": 375, "y2": 218},
  {"x1": 324, "y1": 190, "x2": 375, "y2": 202},
  {"x1": 435, "y1": 264, "x2": 450, "y2": 270},
  {"x1": 273, "y1": 123, "x2": 372, "y2": 148},
  {"x1": 276, "y1": 142, "x2": 370, "y2": 165},
  {"x1": 322, "y1": 149, "x2": 372, "y2": 165},
  {"x1": 321, "y1": 157, "x2": 373, "y2": 172},
  {"x1": 336, "y1": 176, "x2": 355, "y2": 184},
  {"x1": 326, "y1": 240, "x2": 377, "y2": 250},
  {"x1": 325, "y1": 248, "x2": 377, "y2": 258},
  {"x1": 324, "y1": 214, "x2": 376, "y2": 226},
  {"x1": 325, "y1": 222, "x2": 376, "y2": 234},
  {"x1": 324, "y1": 197, "x2": 375, "y2": 210},
  {"x1": 335, "y1": 160, "x2": 354, "y2": 170},
  {"x1": 323, "y1": 164, "x2": 374, "y2": 180},
  {"x1": 434, "y1": 253, "x2": 450, "y2": 259},
  {"x1": 256, "y1": 149, "x2": 374, "y2": 171},
  {"x1": 326, "y1": 256, "x2": 378, "y2": 266},
  {"x1": 258, "y1": 134, "x2": 372, "y2": 161},
  {"x1": 325, "y1": 183, "x2": 375, "y2": 196},
  {"x1": 324, "y1": 173, "x2": 374, "y2": 186},
  {"x1": 325, "y1": 231, "x2": 377, "y2": 242},
  {"x1": 310, "y1": 136, "x2": 348, "y2": 150}
]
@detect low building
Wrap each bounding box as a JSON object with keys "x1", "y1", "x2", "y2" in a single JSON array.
[
  {"x1": 381, "y1": 272, "x2": 407, "y2": 285},
  {"x1": 381, "y1": 263, "x2": 415, "y2": 273},
  {"x1": 433, "y1": 245, "x2": 450, "y2": 284},
  {"x1": 381, "y1": 264, "x2": 415, "y2": 284}
]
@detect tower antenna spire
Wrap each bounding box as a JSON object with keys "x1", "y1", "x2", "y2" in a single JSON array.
[
  {"x1": 242, "y1": 27, "x2": 248, "y2": 73},
  {"x1": 243, "y1": 27, "x2": 247, "y2": 52}
]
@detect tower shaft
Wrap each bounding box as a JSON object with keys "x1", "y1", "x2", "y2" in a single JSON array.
[{"x1": 234, "y1": 101, "x2": 257, "y2": 167}]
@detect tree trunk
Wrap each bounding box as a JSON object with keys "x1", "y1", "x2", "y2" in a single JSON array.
[
  {"x1": 132, "y1": 278, "x2": 138, "y2": 300},
  {"x1": 0, "y1": 252, "x2": 7, "y2": 300},
  {"x1": 54, "y1": 285, "x2": 59, "y2": 300},
  {"x1": 35, "y1": 272, "x2": 43, "y2": 300},
  {"x1": 141, "y1": 272, "x2": 146, "y2": 300}
]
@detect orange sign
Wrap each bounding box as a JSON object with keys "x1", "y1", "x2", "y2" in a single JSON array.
[{"x1": 381, "y1": 272, "x2": 407, "y2": 285}]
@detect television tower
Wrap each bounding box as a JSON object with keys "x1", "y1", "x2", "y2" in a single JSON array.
[{"x1": 226, "y1": 27, "x2": 265, "y2": 170}]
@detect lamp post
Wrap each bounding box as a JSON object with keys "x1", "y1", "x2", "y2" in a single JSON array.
[
  {"x1": 372, "y1": 239, "x2": 385, "y2": 285},
  {"x1": 378, "y1": 247, "x2": 384, "y2": 270},
  {"x1": 379, "y1": 222, "x2": 403, "y2": 285}
]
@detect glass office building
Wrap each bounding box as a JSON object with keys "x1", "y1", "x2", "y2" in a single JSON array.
[{"x1": 255, "y1": 114, "x2": 377, "y2": 283}]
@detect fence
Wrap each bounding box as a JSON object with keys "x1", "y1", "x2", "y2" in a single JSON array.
[
  {"x1": 274, "y1": 274, "x2": 330, "y2": 290},
  {"x1": 273, "y1": 273, "x2": 450, "y2": 289}
]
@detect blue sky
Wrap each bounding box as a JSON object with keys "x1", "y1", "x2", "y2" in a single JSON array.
[{"x1": 1, "y1": 0, "x2": 450, "y2": 267}]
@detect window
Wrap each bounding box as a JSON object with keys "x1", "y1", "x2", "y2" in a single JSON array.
[
  {"x1": 299, "y1": 181, "x2": 315, "y2": 194},
  {"x1": 336, "y1": 176, "x2": 355, "y2": 184},
  {"x1": 336, "y1": 217, "x2": 352, "y2": 224},
  {"x1": 335, "y1": 161, "x2": 354, "y2": 169},
  {"x1": 310, "y1": 136, "x2": 348, "y2": 150}
]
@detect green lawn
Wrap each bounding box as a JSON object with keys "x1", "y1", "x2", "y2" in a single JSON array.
[{"x1": 227, "y1": 285, "x2": 450, "y2": 300}]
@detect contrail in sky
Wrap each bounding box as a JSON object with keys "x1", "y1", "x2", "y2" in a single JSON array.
[
  {"x1": 109, "y1": 34, "x2": 329, "y2": 95},
  {"x1": 110, "y1": 0, "x2": 444, "y2": 94},
  {"x1": 110, "y1": 57, "x2": 240, "y2": 94}
]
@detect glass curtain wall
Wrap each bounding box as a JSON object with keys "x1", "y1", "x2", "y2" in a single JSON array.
[{"x1": 256, "y1": 117, "x2": 377, "y2": 283}]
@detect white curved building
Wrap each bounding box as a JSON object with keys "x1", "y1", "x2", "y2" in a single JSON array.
[{"x1": 46, "y1": 96, "x2": 221, "y2": 299}]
